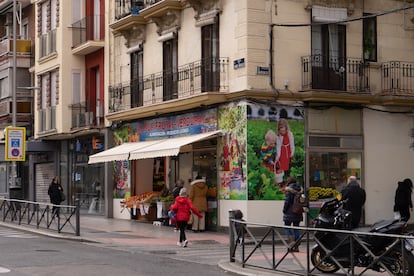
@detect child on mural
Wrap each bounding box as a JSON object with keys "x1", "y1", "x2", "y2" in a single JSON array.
[
  {"x1": 260, "y1": 130, "x2": 277, "y2": 172},
  {"x1": 276, "y1": 118, "x2": 295, "y2": 176},
  {"x1": 221, "y1": 133, "x2": 230, "y2": 171}
]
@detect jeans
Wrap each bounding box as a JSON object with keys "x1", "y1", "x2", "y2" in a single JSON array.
[{"x1": 284, "y1": 220, "x2": 300, "y2": 241}]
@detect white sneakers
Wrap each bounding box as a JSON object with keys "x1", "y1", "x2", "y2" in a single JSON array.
[{"x1": 177, "y1": 240, "x2": 188, "y2": 247}]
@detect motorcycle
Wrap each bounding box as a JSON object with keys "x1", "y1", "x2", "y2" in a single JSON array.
[{"x1": 311, "y1": 197, "x2": 414, "y2": 275}]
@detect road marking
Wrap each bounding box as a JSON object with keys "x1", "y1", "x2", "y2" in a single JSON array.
[
  {"x1": 0, "y1": 267, "x2": 10, "y2": 273},
  {"x1": 0, "y1": 229, "x2": 37, "y2": 239}
]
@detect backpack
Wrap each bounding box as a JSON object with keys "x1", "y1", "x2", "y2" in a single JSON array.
[{"x1": 291, "y1": 192, "x2": 306, "y2": 215}]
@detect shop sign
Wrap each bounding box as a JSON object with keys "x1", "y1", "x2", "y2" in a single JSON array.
[{"x1": 136, "y1": 108, "x2": 218, "y2": 140}]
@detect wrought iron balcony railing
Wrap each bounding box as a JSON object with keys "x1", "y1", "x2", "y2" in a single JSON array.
[
  {"x1": 108, "y1": 57, "x2": 229, "y2": 112},
  {"x1": 71, "y1": 15, "x2": 104, "y2": 48},
  {"x1": 115, "y1": 0, "x2": 161, "y2": 20},
  {"x1": 302, "y1": 55, "x2": 370, "y2": 93},
  {"x1": 381, "y1": 61, "x2": 414, "y2": 96}
]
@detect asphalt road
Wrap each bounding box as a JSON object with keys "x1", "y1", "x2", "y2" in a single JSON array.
[{"x1": 0, "y1": 226, "x2": 229, "y2": 276}]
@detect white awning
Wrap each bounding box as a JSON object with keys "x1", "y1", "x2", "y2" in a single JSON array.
[
  {"x1": 88, "y1": 140, "x2": 163, "y2": 164},
  {"x1": 129, "y1": 130, "x2": 225, "y2": 160},
  {"x1": 88, "y1": 130, "x2": 225, "y2": 163}
]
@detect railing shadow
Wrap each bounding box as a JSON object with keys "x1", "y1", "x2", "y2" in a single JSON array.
[
  {"x1": 229, "y1": 211, "x2": 414, "y2": 276},
  {"x1": 0, "y1": 198, "x2": 80, "y2": 236}
]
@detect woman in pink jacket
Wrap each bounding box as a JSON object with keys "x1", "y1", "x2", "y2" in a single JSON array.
[{"x1": 170, "y1": 187, "x2": 202, "y2": 247}]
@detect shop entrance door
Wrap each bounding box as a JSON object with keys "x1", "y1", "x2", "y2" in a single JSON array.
[{"x1": 193, "y1": 149, "x2": 218, "y2": 231}]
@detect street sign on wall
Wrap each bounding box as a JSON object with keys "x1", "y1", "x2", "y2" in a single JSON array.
[{"x1": 5, "y1": 127, "x2": 26, "y2": 162}]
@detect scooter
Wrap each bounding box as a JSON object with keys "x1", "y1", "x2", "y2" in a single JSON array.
[{"x1": 311, "y1": 197, "x2": 414, "y2": 275}]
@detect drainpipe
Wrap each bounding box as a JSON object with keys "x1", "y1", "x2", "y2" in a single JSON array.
[{"x1": 269, "y1": 2, "x2": 278, "y2": 98}]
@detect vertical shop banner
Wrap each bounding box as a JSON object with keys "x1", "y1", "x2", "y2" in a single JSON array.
[
  {"x1": 5, "y1": 127, "x2": 26, "y2": 162},
  {"x1": 217, "y1": 103, "x2": 248, "y2": 200}
]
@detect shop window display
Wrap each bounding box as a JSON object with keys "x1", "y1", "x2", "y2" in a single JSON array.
[{"x1": 309, "y1": 152, "x2": 361, "y2": 201}]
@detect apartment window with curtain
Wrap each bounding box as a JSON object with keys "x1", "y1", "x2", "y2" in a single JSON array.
[
  {"x1": 311, "y1": 24, "x2": 346, "y2": 90},
  {"x1": 39, "y1": 70, "x2": 58, "y2": 131},
  {"x1": 163, "y1": 37, "x2": 178, "y2": 101},
  {"x1": 363, "y1": 14, "x2": 377, "y2": 62},
  {"x1": 39, "y1": 0, "x2": 58, "y2": 57},
  {"x1": 131, "y1": 48, "x2": 143, "y2": 107},
  {"x1": 201, "y1": 17, "x2": 220, "y2": 92}
]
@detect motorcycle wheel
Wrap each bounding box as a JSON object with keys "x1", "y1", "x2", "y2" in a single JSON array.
[
  {"x1": 311, "y1": 246, "x2": 340, "y2": 273},
  {"x1": 385, "y1": 250, "x2": 414, "y2": 276}
]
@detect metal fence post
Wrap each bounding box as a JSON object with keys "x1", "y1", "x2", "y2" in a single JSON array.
[
  {"x1": 229, "y1": 209, "x2": 236, "y2": 262},
  {"x1": 75, "y1": 199, "x2": 80, "y2": 236}
]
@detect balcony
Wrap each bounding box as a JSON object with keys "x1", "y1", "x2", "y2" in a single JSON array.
[
  {"x1": 70, "y1": 102, "x2": 95, "y2": 129},
  {"x1": 37, "y1": 107, "x2": 56, "y2": 133},
  {"x1": 0, "y1": 37, "x2": 31, "y2": 57},
  {"x1": 108, "y1": 57, "x2": 229, "y2": 113},
  {"x1": 381, "y1": 61, "x2": 414, "y2": 96},
  {"x1": 301, "y1": 55, "x2": 370, "y2": 93},
  {"x1": 114, "y1": 0, "x2": 162, "y2": 20},
  {"x1": 72, "y1": 15, "x2": 105, "y2": 55},
  {"x1": 111, "y1": 0, "x2": 183, "y2": 34}
]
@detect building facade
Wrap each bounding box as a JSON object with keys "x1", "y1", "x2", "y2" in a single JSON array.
[{"x1": 29, "y1": 0, "x2": 107, "y2": 215}]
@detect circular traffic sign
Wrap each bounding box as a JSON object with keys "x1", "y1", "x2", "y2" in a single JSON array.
[{"x1": 11, "y1": 148, "x2": 20, "y2": 157}]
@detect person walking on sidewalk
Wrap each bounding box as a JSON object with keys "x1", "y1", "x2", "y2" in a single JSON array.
[
  {"x1": 189, "y1": 176, "x2": 208, "y2": 232},
  {"x1": 283, "y1": 177, "x2": 303, "y2": 252},
  {"x1": 48, "y1": 177, "x2": 64, "y2": 217},
  {"x1": 170, "y1": 187, "x2": 202, "y2": 247}
]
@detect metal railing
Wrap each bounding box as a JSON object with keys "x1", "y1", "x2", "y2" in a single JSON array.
[
  {"x1": 381, "y1": 61, "x2": 414, "y2": 96},
  {"x1": 114, "y1": 0, "x2": 162, "y2": 20},
  {"x1": 72, "y1": 15, "x2": 104, "y2": 48},
  {"x1": 302, "y1": 55, "x2": 370, "y2": 93},
  {"x1": 229, "y1": 210, "x2": 414, "y2": 276},
  {"x1": 108, "y1": 57, "x2": 229, "y2": 112},
  {"x1": 0, "y1": 198, "x2": 80, "y2": 236},
  {"x1": 70, "y1": 102, "x2": 94, "y2": 128}
]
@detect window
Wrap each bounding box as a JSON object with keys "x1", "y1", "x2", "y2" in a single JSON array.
[
  {"x1": 130, "y1": 48, "x2": 143, "y2": 107},
  {"x1": 21, "y1": 19, "x2": 29, "y2": 40},
  {"x1": 0, "y1": 78, "x2": 8, "y2": 99},
  {"x1": 163, "y1": 37, "x2": 178, "y2": 101},
  {"x1": 39, "y1": 70, "x2": 58, "y2": 131},
  {"x1": 72, "y1": 71, "x2": 82, "y2": 105},
  {"x1": 363, "y1": 14, "x2": 377, "y2": 62},
  {"x1": 39, "y1": 0, "x2": 58, "y2": 57},
  {"x1": 201, "y1": 17, "x2": 220, "y2": 92}
]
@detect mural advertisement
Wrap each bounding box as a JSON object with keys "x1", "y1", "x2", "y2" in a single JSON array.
[
  {"x1": 112, "y1": 108, "x2": 218, "y2": 198},
  {"x1": 217, "y1": 101, "x2": 304, "y2": 201},
  {"x1": 247, "y1": 103, "x2": 304, "y2": 200}
]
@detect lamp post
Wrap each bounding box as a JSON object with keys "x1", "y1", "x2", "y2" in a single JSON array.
[{"x1": 10, "y1": 0, "x2": 17, "y2": 192}]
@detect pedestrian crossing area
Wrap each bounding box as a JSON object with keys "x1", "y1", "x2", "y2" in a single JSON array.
[{"x1": 0, "y1": 227, "x2": 38, "y2": 239}]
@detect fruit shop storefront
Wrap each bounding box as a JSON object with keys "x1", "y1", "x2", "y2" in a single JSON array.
[{"x1": 89, "y1": 101, "x2": 365, "y2": 228}]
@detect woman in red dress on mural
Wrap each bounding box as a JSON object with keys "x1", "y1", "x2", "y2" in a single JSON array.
[{"x1": 276, "y1": 118, "x2": 295, "y2": 177}]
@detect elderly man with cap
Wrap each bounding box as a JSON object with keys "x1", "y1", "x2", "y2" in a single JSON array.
[{"x1": 341, "y1": 175, "x2": 366, "y2": 228}]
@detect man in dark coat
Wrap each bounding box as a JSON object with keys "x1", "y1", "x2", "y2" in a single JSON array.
[{"x1": 341, "y1": 176, "x2": 366, "y2": 228}]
